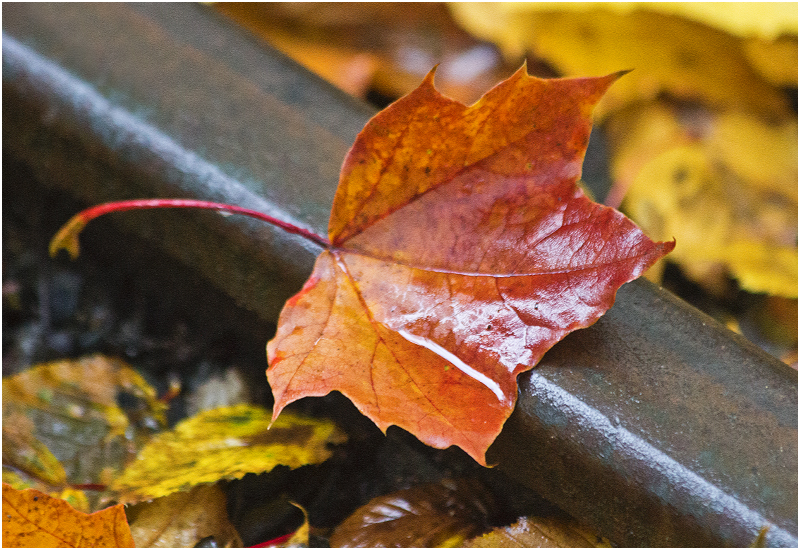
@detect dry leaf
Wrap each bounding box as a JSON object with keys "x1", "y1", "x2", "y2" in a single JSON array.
[
  {"x1": 127, "y1": 483, "x2": 242, "y2": 548},
  {"x1": 111, "y1": 404, "x2": 345, "y2": 504},
  {"x1": 465, "y1": 514, "x2": 611, "y2": 548},
  {"x1": 2, "y1": 483, "x2": 134, "y2": 548}
]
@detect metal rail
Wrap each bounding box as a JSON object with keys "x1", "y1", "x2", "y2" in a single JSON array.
[{"x1": 4, "y1": 4, "x2": 796, "y2": 546}]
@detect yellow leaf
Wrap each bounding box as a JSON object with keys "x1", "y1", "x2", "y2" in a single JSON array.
[
  {"x1": 111, "y1": 403, "x2": 346, "y2": 503},
  {"x1": 455, "y1": 3, "x2": 798, "y2": 41},
  {"x1": 465, "y1": 514, "x2": 611, "y2": 548},
  {"x1": 2, "y1": 483, "x2": 134, "y2": 548},
  {"x1": 449, "y1": 3, "x2": 790, "y2": 119},
  {"x1": 622, "y1": 134, "x2": 797, "y2": 297},
  {"x1": 2, "y1": 355, "x2": 166, "y2": 486},
  {"x1": 127, "y1": 484, "x2": 242, "y2": 548},
  {"x1": 638, "y1": 2, "x2": 797, "y2": 40},
  {"x1": 710, "y1": 111, "x2": 798, "y2": 197},
  {"x1": 744, "y1": 36, "x2": 798, "y2": 86},
  {"x1": 605, "y1": 101, "x2": 686, "y2": 207}
]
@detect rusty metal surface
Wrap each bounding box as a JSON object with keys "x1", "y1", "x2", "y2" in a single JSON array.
[{"x1": 3, "y1": 3, "x2": 797, "y2": 546}]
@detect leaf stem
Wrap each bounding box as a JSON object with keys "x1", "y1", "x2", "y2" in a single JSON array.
[{"x1": 49, "y1": 199, "x2": 331, "y2": 259}]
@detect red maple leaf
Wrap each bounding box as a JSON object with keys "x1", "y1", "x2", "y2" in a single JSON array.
[
  {"x1": 266, "y1": 66, "x2": 674, "y2": 465},
  {"x1": 50, "y1": 66, "x2": 674, "y2": 466}
]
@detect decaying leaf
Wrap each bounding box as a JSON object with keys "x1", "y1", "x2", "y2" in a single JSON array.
[
  {"x1": 611, "y1": 103, "x2": 798, "y2": 297},
  {"x1": 329, "y1": 478, "x2": 497, "y2": 548},
  {"x1": 111, "y1": 403, "x2": 345, "y2": 503},
  {"x1": 2, "y1": 355, "x2": 166, "y2": 486},
  {"x1": 464, "y1": 514, "x2": 611, "y2": 548},
  {"x1": 267, "y1": 66, "x2": 674, "y2": 465},
  {"x1": 448, "y1": 3, "x2": 793, "y2": 119},
  {"x1": 2, "y1": 483, "x2": 134, "y2": 548},
  {"x1": 2, "y1": 408, "x2": 67, "y2": 488},
  {"x1": 126, "y1": 483, "x2": 243, "y2": 548}
]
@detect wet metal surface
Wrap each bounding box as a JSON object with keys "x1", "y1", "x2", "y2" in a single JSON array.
[
  {"x1": 4, "y1": 2, "x2": 373, "y2": 321},
  {"x1": 489, "y1": 279, "x2": 797, "y2": 546},
  {"x1": 4, "y1": 4, "x2": 797, "y2": 546}
]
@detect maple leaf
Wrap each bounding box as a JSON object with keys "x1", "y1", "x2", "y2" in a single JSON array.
[
  {"x1": 49, "y1": 66, "x2": 674, "y2": 467},
  {"x1": 266, "y1": 66, "x2": 674, "y2": 465},
  {"x1": 2, "y1": 483, "x2": 134, "y2": 548}
]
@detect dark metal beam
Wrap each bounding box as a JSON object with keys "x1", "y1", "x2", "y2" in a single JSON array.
[{"x1": 4, "y1": 4, "x2": 796, "y2": 546}]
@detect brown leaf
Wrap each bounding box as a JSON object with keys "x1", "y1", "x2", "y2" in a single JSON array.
[
  {"x1": 329, "y1": 478, "x2": 496, "y2": 548},
  {"x1": 127, "y1": 484, "x2": 242, "y2": 548}
]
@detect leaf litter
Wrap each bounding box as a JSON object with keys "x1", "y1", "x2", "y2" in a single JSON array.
[{"x1": 43, "y1": 64, "x2": 674, "y2": 544}]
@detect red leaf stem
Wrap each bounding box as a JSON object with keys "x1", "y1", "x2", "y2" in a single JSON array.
[{"x1": 49, "y1": 199, "x2": 330, "y2": 259}]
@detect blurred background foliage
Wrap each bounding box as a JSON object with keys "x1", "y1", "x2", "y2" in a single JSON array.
[{"x1": 213, "y1": 2, "x2": 797, "y2": 366}]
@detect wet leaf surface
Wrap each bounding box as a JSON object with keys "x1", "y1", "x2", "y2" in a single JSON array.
[
  {"x1": 329, "y1": 478, "x2": 497, "y2": 548},
  {"x1": 268, "y1": 66, "x2": 674, "y2": 465},
  {"x1": 111, "y1": 403, "x2": 346, "y2": 504}
]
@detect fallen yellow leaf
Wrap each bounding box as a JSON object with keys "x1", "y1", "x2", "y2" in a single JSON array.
[
  {"x1": 622, "y1": 138, "x2": 797, "y2": 297},
  {"x1": 111, "y1": 403, "x2": 346, "y2": 503},
  {"x1": 2, "y1": 483, "x2": 134, "y2": 548},
  {"x1": 743, "y1": 36, "x2": 798, "y2": 86},
  {"x1": 449, "y1": 3, "x2": 791, "y2": 119}
]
